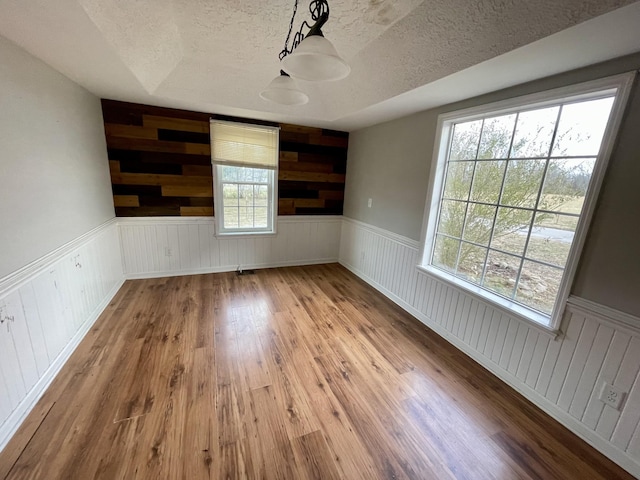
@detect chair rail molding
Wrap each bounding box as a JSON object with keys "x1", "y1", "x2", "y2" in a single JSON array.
[
  {"x1": 0, "y1": 219, "x2": 124, "y2": 452},
  {"x1": 567, "y1": 296, "x2": 640, "y2": 336}
]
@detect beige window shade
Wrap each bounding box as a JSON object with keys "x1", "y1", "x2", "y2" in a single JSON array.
[{"x1": 210, "y1": 120, "x2": 279, "y2": 169}]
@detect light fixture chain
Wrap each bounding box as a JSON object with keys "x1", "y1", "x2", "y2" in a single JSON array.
[
  {"x1": 261, "y1": 0, "x2": 348, "y2": 103},
  {"x1": 280, "y1": 0, "x2": 299, "y2": 61},
  {"x1": 279, "y1": 0, "x2": 330, "y2": 61},
  {"x1": 309, "y1": 0, "x2": 328, "y2": 21}
]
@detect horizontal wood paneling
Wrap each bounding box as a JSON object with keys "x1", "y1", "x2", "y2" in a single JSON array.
[
  {"x1": 113, "y1": 195, "x2": 139, "y2": 207},
  {"x1": 142, "y1": 115, "x2": 209, "y2": 133},
  {"x1": 278, "y1": 123, "x2": 347, "y2": 215},
  {"x1": 107, "y1": 137, "x2": 210, "y2": 155},
  {"x1": 0, "y1": 221, "x2": 124, "y2": 452},
  {"x1": 104, "y1": 124, "x2": 157, "y2": 139},
  {"x1": 103, "y1": 100, "x2": 213, "y2": 217},
  {"x1": 179, "y1": 206, "x2": 213, "y2": 216},
  {"x1": 102, "y1": 100, "x2": 348, "y2": 217},
  {"x1": 160, "y1": 184, "x2": 213, "y2": 197},
  {"x1": 119, "y1": 216, "x2": 342, "y2": 278},
  {"x1": 339, "y1": 217, "x2": 640, "y2": 478}
]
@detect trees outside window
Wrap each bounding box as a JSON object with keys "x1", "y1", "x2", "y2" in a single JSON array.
[
  {"x1": 218, "y1": 165, "x2": 273, "y2": 230},
  {"x1": 422, "y1": 74, "x2": 634, "y2": 327},
  {"x1": 211, "y1": 121, "x2": 278, "y2": 235}
]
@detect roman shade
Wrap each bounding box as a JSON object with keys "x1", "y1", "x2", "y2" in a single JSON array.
[{"x1": 210, "y1": 120, "x2": 279, "y2": 169}]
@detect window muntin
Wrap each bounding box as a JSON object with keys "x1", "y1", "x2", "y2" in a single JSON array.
[
  {"x1": 424, "y1": 83, "x2": 629, "y2": 327},
  {"x1": 217, "y1": 165, "x2": 273, "y2": 231},
  {"x1": 210, "y1": 121, "x2": 279, "y2": 235}
]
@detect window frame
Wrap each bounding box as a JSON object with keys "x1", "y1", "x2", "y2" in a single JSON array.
[
  {"x1": 418, "y1": 72, "x2": 635, "y2": 332},
  {"x1": 213, "y1": 165, "x2": 277, "y2": 236},
  {"x1": 210, "y1": 120, "x2": 279, "y2": 237}
]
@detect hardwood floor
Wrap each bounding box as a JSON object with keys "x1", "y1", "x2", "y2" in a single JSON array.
[{"x1": 0, "y1": 264, "x2": 632, "y2": 479}]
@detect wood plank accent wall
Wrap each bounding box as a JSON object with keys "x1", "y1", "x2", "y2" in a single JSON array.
[
  {"x1": 277, "y1": 123, "x2": 347, "y2": 215},
  {"x1": 101, "y1": 100, "x2": 348, "y2": 217}
]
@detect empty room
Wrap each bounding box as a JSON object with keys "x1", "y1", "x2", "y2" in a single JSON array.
[{"x1": 1, "y1": 0, "x2": 640, "y2": 478}]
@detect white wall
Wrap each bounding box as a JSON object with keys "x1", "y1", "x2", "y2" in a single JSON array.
[
  {"x1": 0, "y1": 35, "x2": 115, "y2": 278},
  {"x1": 572, "y1": 70, "x2": 640, "y2": 315},
  {"x1": 340, "y1": 218, "x2": 640, "y2": 477},
  {"x1": 0, "y1": 222, "x2": 123, "y2": 451},
  {"x1": 0, "y1": 36, "x2": 124, "y2": 452},
  {"x1": 119, "y1": 216, "x2": 342, "y2": 278},
  {"x1": 342, "y1": 53, "x2": 640, "y2": 476},
  {"x1": 1, "y1": 27, "x2": 637, "y2": 477},
  {"x1": 342, "y1": 114, "x2": 435, "y2": 241},
  {"x1": 344, "y1": 53, "x2": 640, "y2": 318}
]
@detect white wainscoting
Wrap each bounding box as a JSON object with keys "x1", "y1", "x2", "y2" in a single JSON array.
[
  {"x1": 119, "y1": 216, "x2": 342, "y2": 279},
  {"x1": 339, "y1": 217, "x2": 640, "y2": 477},
  {"x1": 0, "y1": 219, "x2": 124, "y2": 451}
]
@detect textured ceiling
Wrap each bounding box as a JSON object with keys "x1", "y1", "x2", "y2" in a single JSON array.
[{"x1": 0, "y1": 0, "x2": 639, "y2": 130}]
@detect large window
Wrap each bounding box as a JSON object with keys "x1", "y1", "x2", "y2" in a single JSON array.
[
  {"x1": 421, "y1": 74, "x2": 634, "y2": 329},
  {"x1": 211, "y1": 121, "x2": 279, "y2": 235}
]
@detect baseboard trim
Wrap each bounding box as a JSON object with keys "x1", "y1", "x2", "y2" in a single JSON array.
[
  {"x1": 125, "y1": 258, "x2": 339, "y2": 280},
  {"x1": 0, "y1": 276, "x2": 125, "y2": 452},
  {"x1": 340, "y1": 258, "x2": 640, "y2": 478},
  {"x1": 119, "y1": 215, "x2": 342, "y2": 278}
]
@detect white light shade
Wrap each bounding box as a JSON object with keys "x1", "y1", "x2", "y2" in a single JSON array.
[
  {"x1": 281, "y1": 35, "x2": 350, "y2": 82},
  {"x1": 260, "y1": 74, "x2": 309, "y2": 105}
]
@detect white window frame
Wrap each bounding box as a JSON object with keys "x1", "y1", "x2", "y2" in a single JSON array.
[
  {"x1": 210, "y1": 120, "x2": 279, "y2": 236},
  {"x1": 213, "y1": 165, "x2": 277, "y2": 236},
  {"x1": 418, "y1": 72, "x2": 635, "y2": 332}
]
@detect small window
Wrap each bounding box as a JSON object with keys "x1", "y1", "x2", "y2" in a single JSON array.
[
  {"x1": 211, "y1": 121, "x2": 279, "y2": 235},
  {"x1": 421, "y1": 73, "x2": 634, "y2": 329}
]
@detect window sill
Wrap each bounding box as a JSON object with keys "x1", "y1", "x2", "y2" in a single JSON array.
[
  {"x1": 415, "y1": 264, "x2": 560, "y2": 338},
  {"x1": 214, "y1": 230, "x2": 277, "y2": 238}
]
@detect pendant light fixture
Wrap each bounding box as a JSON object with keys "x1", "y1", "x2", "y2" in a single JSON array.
[
  {"x1": 260, "y1": 0, "x2": 350, "y2": 105},
  {"x1": 281, "y1": 34, "x2": 350, "y2": 82},
  {"x1": 260, "y1": 71, "x2": 309, "y2": 105}
]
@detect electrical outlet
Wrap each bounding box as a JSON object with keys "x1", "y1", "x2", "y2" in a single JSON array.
[
  {"x1": 367, "y1": 198, "x2": 373, "y2": 208},
  {"x1": 599, "y1": 381, "x2": 625, "y2": 410},
  {"x1": 164, "y1": 247, "x2": 172, "y2": 257}
]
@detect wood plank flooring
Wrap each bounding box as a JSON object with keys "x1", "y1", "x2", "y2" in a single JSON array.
[{"x1": 0, "y1": 264, "x2": 633, "y2": 479}]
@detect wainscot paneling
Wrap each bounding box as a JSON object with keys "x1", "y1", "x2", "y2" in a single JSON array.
[
  {"x1": 339, "y1": 217, "x2": 640, "y2": 478},
  {"x1": 0, "y1": 220, "x2": 124, "y2": 452},
  {"x1": 119, "y1": 216, "x2": 342, "y2": 278}
]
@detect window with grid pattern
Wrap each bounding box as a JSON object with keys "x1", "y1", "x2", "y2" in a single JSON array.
[
  {"x1": 421, "y1": 74, "x2": 633, "y2": 328},
  {"x1": 217, "y1": 165, "x2": 273, "y2": 231},
  {"x1": 211, "y1": 121, "x2": 279, "y2": 235}
]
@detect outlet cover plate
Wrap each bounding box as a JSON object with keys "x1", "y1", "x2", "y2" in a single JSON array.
[{"x1": 599, "y1": 381, "x2": 625, "y2": 410}]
